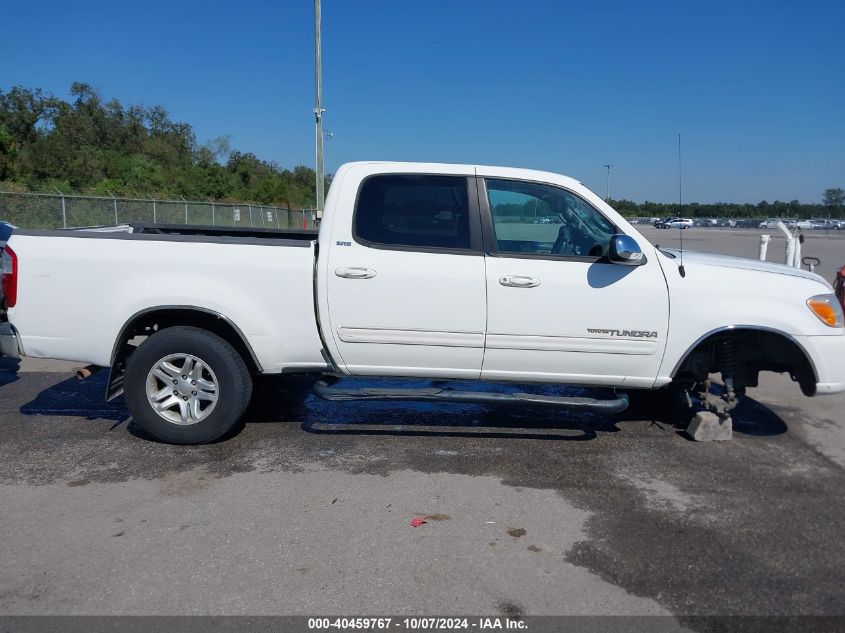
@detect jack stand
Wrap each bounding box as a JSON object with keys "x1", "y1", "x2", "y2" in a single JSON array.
[{"x1": 686, "y1": 377, "x2": 737, "y2": 441}]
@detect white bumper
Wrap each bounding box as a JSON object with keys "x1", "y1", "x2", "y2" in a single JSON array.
[{"x1": 796, "y1": 333, "x2": 845, "y2": 395}]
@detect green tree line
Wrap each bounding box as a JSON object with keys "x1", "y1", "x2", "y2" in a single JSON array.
[
  {"x1": 2, "y1": 83, "x2": 841, "y2": 217},
  {"x1": 611, "y1": 195, "x2": 844, "y2": 220},
  {"x1": 496, "y1": 195, "x2": 844, "y2": 222},
  {"x1": 0, "y1": 83, "x2": 322, "y2": 205}
]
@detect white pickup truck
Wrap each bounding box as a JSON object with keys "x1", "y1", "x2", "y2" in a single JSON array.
[{"x1": 2, "y1": 162, "x2": 843, "y2": 443}]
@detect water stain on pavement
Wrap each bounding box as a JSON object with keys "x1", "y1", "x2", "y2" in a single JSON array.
[{"x1": 1, "y1": 371, "x2": 844, "y2": 619}]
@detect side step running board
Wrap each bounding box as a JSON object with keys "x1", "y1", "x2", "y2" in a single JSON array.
[{"x1": 312, "y1": 381, "x2": 629, "y2": 413}]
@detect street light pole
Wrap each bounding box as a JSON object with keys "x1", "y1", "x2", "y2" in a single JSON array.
[
  {"x1": 603, "y1": 163, "x2": 613, "y2": 201},
  {"x1": 314, "y1": 0, "x2": 325, "y2": 219}
]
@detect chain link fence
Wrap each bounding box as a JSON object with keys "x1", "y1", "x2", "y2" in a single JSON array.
[{"x1": 0, "y1": 191, "x2": 318, "y2": 231}]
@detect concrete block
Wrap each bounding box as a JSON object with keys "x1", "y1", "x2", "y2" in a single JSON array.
[{"x1": 687, "y1": 411, "x2": 732, "y2": 441}]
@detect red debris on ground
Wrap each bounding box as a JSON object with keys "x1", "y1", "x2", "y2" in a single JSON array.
[{"x1": 410, "y1": 517, "x2": 427, "y2": 528}]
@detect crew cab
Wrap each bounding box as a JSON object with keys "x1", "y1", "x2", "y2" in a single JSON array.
[{"x1": 1, "y1": 162, "x2": 843, "y2": 443}]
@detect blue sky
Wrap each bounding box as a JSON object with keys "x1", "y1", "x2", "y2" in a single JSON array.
[{"x1": 3, "y1": 0, "x2": 843, "y2": 203}]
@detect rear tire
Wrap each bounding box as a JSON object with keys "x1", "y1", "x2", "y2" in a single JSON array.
[{"x1": 125, "y1": 326, "x2": 253, "y2": 444}]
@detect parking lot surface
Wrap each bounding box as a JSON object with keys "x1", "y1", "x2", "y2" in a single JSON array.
[
  {"x1": 0, "y1": 357, "x2": 843, "y2": 621},
  {"x1": 1, "y1": 230, "x2": 844, "y2": 622},
  {"x1": 637, "y1": 226, "x2": 845, "y2": 282}
]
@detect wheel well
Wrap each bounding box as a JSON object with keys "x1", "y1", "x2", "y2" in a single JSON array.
[
  {"x1": 107, "y1": 307, "x2": 261, "y2": 399},
  {"x1": 673, "y1": 328, "x2": 817, "y2": 396}
]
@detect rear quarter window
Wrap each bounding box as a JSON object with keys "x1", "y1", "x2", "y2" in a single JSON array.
[{"x1": 354, "y1": 174, "x2": 471, "y2": 250}]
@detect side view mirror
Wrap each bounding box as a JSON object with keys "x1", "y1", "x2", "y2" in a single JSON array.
[{"x1": 608, "y1": 234, "x2": 645, "y2": 266}]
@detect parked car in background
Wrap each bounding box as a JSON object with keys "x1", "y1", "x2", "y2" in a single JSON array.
[
  {"x1": 693, "y1": 218, "x2": 718, "y2": 228},
  {"x1": 810, "y1": 220, "x2": 840, "y2": 231},
  {"x1": 666, "y1": 218, "x2": 693, "y2": 229},
  {"x1": 733, "y1": 219, "x2": 758, "y2": 229},
  {"x1": 655, "y1": 217, "x2": 693, "y2": 229},
  {"x1": 654, "y1": 217, "x2": 681, "y2": 229},
  {"x1": 797, "y1": 220, "x2": 817, "y2": 230},
  {"x1": 0, "y1": 222, "x2": 15, "y2": 249},
  {"x1": 757, "y1": 219, "x2": 797, "y2": 230}
]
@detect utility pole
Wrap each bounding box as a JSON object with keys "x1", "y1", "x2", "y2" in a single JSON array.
[
  {"x1": 603, "y1": 164, "x2": 613, "y2": 201},
  {"x1": 678, "y1": 133, "x2": 682, "y2": 207},
  {"x1": 314, "y1": 0, "x2": 325, "y2": 219}
]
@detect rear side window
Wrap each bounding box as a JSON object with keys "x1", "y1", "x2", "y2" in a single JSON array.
[{"x1": 354, "y1": 175, "x2": 471, "y2": 250}]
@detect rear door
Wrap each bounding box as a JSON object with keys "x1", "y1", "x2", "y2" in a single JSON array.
[
  {"x1": 479, "y1": 175, "x2": 670, "y2": 387},
  {"x1": 323, "y1": 167, "x2": 487, "y2": 379}
]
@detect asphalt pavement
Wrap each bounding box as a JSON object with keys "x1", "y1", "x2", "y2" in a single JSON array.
[
  {"x1": 0, "y1": 357, "x2": 843, "y2": 622},
  {"x1": 1, "y1": 229, "x2": 844, "y2": 624}
]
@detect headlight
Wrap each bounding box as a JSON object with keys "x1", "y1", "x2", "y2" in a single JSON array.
[{"x1": 807, "y1": 294, "x2": 844, "y2": 328}]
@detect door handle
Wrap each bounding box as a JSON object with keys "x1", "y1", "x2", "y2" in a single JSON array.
[
  {"x1": 335, "y1": 267, "x2": 377, "y2": 279},
  {"x1": 499, "y1": 275, "x2": 541, "y2": 288}
]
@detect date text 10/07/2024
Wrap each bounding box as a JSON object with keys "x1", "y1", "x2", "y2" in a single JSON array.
[{"x1": 307, "y1": 617, "x2": 527, "y2": 630}]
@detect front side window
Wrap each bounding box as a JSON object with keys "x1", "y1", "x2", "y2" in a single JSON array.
[
  {"x1": 485, "y1": 179, "x2": 615, "y2": 258},
  {"x1": 355, "y1": 175, "x2": 471, "y2": 250}
]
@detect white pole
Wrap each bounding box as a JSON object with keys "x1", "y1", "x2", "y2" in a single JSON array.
[
  {"x1": 59, "y1": 193, "x2": 67, "y2": 229},
  {"x1": 758, "y1": 234, "x2": 770, "y2": 261},
  {"x1": 314, "y1": 0, "x2": 325, "y2": 219},
  {"x1": 776, "y1": 221, "x2": 794, "y2": 266}
]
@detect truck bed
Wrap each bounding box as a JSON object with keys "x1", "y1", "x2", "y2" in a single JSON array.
[
  {"x1": 130, "y1": 223, "x2": 318, "y2": 242},
  {"x1": 11, "y1": 222, "x2": 318, "y2": 248},
  {"x1": 5, "y1": 224, "x2": 326, "y2": 373}
]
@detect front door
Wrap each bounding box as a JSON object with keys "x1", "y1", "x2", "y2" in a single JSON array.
[
  {"x1": 325, "y1": 170, "x2": 487, "y2": 379},
  {"x1": 480, "y1": 176, "x2": 670, "y2": 387}
]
